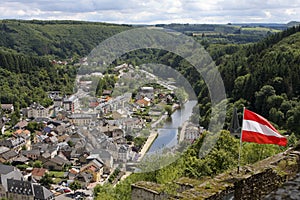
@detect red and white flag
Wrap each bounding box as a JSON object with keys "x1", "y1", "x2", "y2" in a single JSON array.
[{"x1": 241, "y1": 109, "x2": 287, "y2": 146}]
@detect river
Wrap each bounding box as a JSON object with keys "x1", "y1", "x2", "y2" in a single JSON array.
[{"x1": 148, "y1": 100, "x2": 197, "y2": 153}]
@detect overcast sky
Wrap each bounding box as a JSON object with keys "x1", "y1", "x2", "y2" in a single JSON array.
[{"x1": 0, "y1": 0, "x2": 299, "y2": 24}]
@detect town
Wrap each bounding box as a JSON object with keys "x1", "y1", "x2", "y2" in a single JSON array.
[{"x1": 0, "y1": 63, "x2": 203, "y2": 200}]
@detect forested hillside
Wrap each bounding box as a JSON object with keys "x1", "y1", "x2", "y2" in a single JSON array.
[
  {"x1": 216, "y1": 27, "x2": 300, "y2": 134},
  {"x1": 0, "y1": 20, "x2": 131, "y2": 112},
  {"x1": 156, "y1": 23, "x2": 285, "y2": 44},
  {"x1": 0, "y1": 20, "x2": 131, "y2": 58},
  {"x1": 0, "y1": 50, "x2": 77, "y2": 108}
]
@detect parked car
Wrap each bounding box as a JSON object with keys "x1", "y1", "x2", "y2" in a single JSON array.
[
  {"x1": 75, "y1": 195, "x2": 83, "y2": 200},
  {"x1": 63, "y1": 188, "x2": 71, "y2": 193}
]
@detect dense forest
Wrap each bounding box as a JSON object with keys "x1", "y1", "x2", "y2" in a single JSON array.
[
  {"x1": 0, "y1": 20, "x2": 131, "y2": 58},
  {"x1": 0, "y1": 20, "x2": 131, "y2": 112},
  {"x1": 216, "y1": 27, "x2": 300, "y2": 134},
  {"x1": 0, "y1": 49, "x2": 77, "y2": 109}
]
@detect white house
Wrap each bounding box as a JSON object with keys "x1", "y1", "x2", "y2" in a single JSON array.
[
  {"x1": 136, "y1": 87, "x2": 154, "y2": 100},
  {"x1": 68, "y1": 114, "x2": 93, "y2": 126},
  {"x1": 23, "y1": 102, "x2": 49, "y2": 119},
  {"x1": 184, "y1": 123, "x2": 205, "y2": 142}
]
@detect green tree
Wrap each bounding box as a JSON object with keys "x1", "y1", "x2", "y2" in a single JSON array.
[
  {"x1": 69, "y1": 181, "x2": 82, "y2": 193},
  {"x1": 241, "y1": 143, "x2": 282, "y2": 165},
  {"x1": 287, "y1": 133, "x2": 298, "y2": 147},
  {"x1": 67, "y1": 140, "x2": 74, "y2": 147},
  {"x1": 39, "y1": 173, "x2": 53, "y2": 189},
  {"x1": 287, "y1": 105, "x2": 300, "y2": 134},
  {"x1": 174, "y1": 87, "x2": 188, "y2": 105},
  {"x1": 164, "y1": 105, "x2": 172, "y2": 117},
  {"x1": 255, "y1": 85, "x2": 276, "y2": 116},
  {"x1": 9, "y1": 112, "x2": 19, "y2": 126},
  {"x1": 32, "y1": 160, "x2": 43, "y2": 168},
  {"x1": 94, "y1": 184, "x2": 116, "y2": 200}
]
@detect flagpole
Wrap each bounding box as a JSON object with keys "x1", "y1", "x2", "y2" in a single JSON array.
[{"x1": 237, "y1": 107, "x2": 245, "y2": 174}]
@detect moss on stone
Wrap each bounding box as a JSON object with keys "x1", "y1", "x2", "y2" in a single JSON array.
[
  {"x1": 133, "y1": 181, "x2": 166, "y2": 193},
  {"x1": 131, "y1": 149, "x2": 300, "y2": 200}
]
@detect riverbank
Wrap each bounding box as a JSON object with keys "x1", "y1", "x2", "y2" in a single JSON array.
[
  {"x1": 114, "y1": 134, "x2": 159, "y2": 185},
  {"x1": 117, "y1": 133, "x2": 158, "y2": 185},
  {"x1": 137, "y1": 131, "x2": 158, "y2": 162},
  {"x1": 178, "y1": 121, "x2": 188, "y2": 143},
  {"x1": 147, "y1": 100, "x2": 197, "y2": 152},
  {"x1": 151, "y1": 114, "x2": 167, "y2": 128}
]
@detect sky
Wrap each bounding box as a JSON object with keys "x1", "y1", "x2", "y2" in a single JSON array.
[{"x1": 0, "y1": 0, "x2": 299, "y2": 24}]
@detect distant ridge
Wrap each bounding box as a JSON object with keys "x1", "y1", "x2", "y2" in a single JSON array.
[
  {"x1": 230, "y1": 23, "x2": 287, "y2": 30},
  {"x1": 287, "y1": 21, "x2": 300, "y2": 27}
]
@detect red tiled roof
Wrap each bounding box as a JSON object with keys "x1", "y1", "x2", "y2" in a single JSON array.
[
  {"x1": 14, "y1": 129, "x2": 30, "y2": 135},
  {"x1": 32, "y1": 168, "x2": 48, "y2": 177},
  {"x1": 69, "y1": 168, "x2": 79, "y2": 174},
  {"x1": 89, "y1": 165, "x2": 97, "y2": 172},
  {"x1": 15, "y1": 129, "x2": 23, "y2": 134},
  {"x1": 89, "y1": 102, "x2": 99, "y2": 108},
  {"x1": 136, "y1": 99, "x2": 150, "y2": 106}
]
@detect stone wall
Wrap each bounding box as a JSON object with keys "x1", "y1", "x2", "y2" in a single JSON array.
[
  {"x1": 131, "y1": 181, "x2": 168, "y2": 200},
  {"x1": 131, "y1": 148, "x2": 300, "y2": 200},
  {"x1": 233, "y1": 149, "x2": 300, "y2": 200},
  {"x1": 234, "y1": 168, "x2": 286, "y2": 199}
]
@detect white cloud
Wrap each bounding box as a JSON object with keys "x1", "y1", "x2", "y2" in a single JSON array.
[
  {"x1": 0, "y1": 0, "x2": 299, "y2": 24},
  {"x1": 264, "y1": 11, "x2": 272, "y2": 19},
  {"x1": 285, "y1": 9, "x2": 297, "y2": 16}
]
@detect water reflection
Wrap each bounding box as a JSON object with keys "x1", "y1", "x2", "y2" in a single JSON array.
[{"x1": 148, "y1": 100, "x2": 197, "y2": 153}]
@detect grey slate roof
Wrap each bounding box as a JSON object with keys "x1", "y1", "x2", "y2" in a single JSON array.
[
  {"x1": 7, "y1": 178, "x2": 33, "y2": 195},
  {"x1": 90, "y1": 159, "x2": 103, "y2": 169},
  {"x1": 33, "y1": 184, "x2": 54, "y2": 200},
  {"x1": 0, "y1": 163, "x2": 16, "y2": 175},
  {"x1": 0, "y1": 164, "x2": 23, "y2": 191},
  {"x1": 22, "y1": 149, "x2": 41, "y2": 157},
  {"x1": 12, "y1": 155, "x2": 29, "y2": 163},
  {"x1": 1, "y1": 150, "x2": 18, "y2": 160},
  {"x1": 76, "y1": 171, "x2": 93, "y2": 183},
  {"x1": 0, "y1": 146, "x2": 10, "y2": 154},
  {"x1": 6, "y1": 179, "x2": 54, "y2": 200},
  {"x1": 91, "y1": 149, "x2": 112, "y2": 159},
  {"x1": 47, "y1": 155, "x2": 71, "y2": 166}
]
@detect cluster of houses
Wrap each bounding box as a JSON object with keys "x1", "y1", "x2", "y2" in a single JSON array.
[
  {"x1": 0, "y1": 163, "x2": 54, "y2": 200},
  {"x1": 0, "y1": 110, "x2": 140, "y2": 191},
  {"x1": 0, "y1": 86, "x2": 162, "y2": 191},
  {"x1": 0, "y1": 63, "x2": 204, "y2": 196}
]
